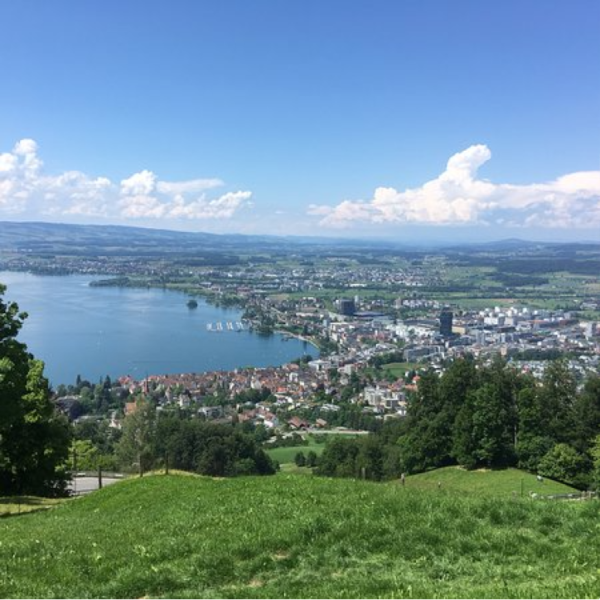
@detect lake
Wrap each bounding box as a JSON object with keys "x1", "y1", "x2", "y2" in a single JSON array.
[{"x1": 0, "y1": 271, "x2": 316, "y2": 386}]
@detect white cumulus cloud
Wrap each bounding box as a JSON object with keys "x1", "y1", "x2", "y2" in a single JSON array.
[
  {"x1": 311, "y1": 145, "x2": 600, "y2": 230},
  {"x1": 120, "y1": 170, "x2": 157, "y2": 197},
  {"x1": 156, "y1": 178, "x2": 223, "y2": 195},
  {"x1": 0, "y1": 139, "x2": 252, "y2": 222},
  {"x1": 165, "y1": 191, "x2": 253, "y2": 219}
]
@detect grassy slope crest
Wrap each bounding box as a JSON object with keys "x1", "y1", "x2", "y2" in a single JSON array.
[
  {"x1": 0, "y1": 473, "x2": 598, "y2": 599},
  {"x1": 405, "y1": 466, "x2": 577, "y2": 497}
]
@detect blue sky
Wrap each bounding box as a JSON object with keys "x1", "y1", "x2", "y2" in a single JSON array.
[{"x1": 1, "y1": 0, "x2": 599, "y2": 242}]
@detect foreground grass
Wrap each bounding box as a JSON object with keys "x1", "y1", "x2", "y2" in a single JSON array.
[
  {"x1": 406, "y1": 466, "x2": 577, "y2": 498},
  {"x1": 1, "y1": 474, "x2": 599, "y2": 598}
]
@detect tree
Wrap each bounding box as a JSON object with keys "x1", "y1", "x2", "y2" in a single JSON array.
[
  {"x1": 294, "y1": 451, "x2": 306, "y2": 467},
  {"x1": 398, "y1": 370, "x2": 452, "y2": 472},
  {"x1": 116, "y1": 398, "x2": 157, "y2": 475},
  {"x1": 590, "y1": 435, "x2": 600, "y2": 491},
  {"x1": 356, "y1": 436, "x2": 385, "y2": 480},
  {"x1": 469, "y1": 383, "x2": 516, "y2": 468},
  {"x1": 0, "y1": 285, "x2": 71, "y2": 496},
  {"x1": 71, "y1": 439, "x2": 99, "y2": 471},
  {"x1": 572, "y1": 376, "x2": 600, "y2": 453},
  {"x1": 452, "y1": 393, "x2": 478, "y2": 469},
  {"x1": 316, "y1": 437, "x2": 360, "y2": 478},
  {"x1": 438, "y1": 357, "x2": 478, "y2": 463},
  {"x1": 72, "y1": 420, "x2": 121, "y2": 471},
  {"x1": 515, "y1": 384, "x2": 548, "y2": 468},
  {"x1": 73, "y1": 418, "x2": 122, "y2": 458},
  {"x1": 538, "y1": 360, "x2": 576, "y2": 445},
  {"x1": 151, "y1": 415, "x2": 276, "y2": 477},
  {"x1": 537, "y1": 443, "x2": 590, "y2": 489},
  {"x1": 306, "y1": 450, "x2": 318, "y2": 468}
]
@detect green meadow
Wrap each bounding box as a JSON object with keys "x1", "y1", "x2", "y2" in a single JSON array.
[
  {"x1": 406, "y1": 466, "x2": 577, "y2": 498},
  {"x1": 265, "y1": 437, "x2": 325, "y2": 465},
  {"x1": 1, "y1": 473, "x2": 599, "y2": 598}
]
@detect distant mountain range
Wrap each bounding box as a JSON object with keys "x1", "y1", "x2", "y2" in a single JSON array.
[
  {"x1": 0, "y1": 221, "x2": 411, "y2": 256},
  {"x1": 0, "y1": 221, "x2": 598, "y2": 256},
  {"x1": 0, "y1": 221, "x2": 336, "y2": 256}
]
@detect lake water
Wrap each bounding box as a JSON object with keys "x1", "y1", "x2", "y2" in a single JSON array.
[{"x1": 0, "y1": 271, "x2": 316, "y2": 386}]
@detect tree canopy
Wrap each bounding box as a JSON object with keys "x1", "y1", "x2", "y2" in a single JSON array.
[
  {"x1": 0, "y1": 284, "x2": 71, "y2": 496},
  {"x1": 318, "y1": 357, "x2": 600, "y2": 489},
  {"x1": 117, "y1": 405, "x2": 276, "y2": 477}
]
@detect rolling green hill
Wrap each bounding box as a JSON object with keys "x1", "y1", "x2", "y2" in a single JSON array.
[
  {"x1": 405, "y1": 466, "x2": 577, "y2": 497},
  {"x1": 1, "y1": 473, "x2": 598, "y2": 598}
]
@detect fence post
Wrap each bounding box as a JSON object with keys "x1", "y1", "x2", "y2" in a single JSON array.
[{"x1": 73, "y1": 447, "x2": 78, "y2": 496}]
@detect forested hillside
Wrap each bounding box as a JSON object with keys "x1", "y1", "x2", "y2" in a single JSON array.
[{"x1": 318, "y1": 358, "x2": 600, "y2": 489}]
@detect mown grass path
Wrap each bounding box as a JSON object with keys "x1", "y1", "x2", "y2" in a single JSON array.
[{"x1": 1, "y1": 474, "x2": 599, "y2": 598}]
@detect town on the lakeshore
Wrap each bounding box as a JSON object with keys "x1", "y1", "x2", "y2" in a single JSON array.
[
  {"x1": 4, "y1": 226, "x2": 600, "y2": 431},
  {"x1": 65, "y1": 287, "x2": 599, "y2": 432}
]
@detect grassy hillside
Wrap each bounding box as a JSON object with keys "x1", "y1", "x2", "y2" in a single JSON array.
[
  {"x1": 1, "y1": 473, "x2": 599, "y2": 598},
  {"x1": 406, "y1": 466, "x2": 577, "y2": 497}
]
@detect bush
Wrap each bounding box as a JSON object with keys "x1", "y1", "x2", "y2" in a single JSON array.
[{"x1": 538, "y1": 443, "x2": 591, "y2": 489}]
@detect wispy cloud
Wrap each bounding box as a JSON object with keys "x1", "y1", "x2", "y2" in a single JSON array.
[
  {"x1": 0, "y1": 139, "x2": 252, "y2": 221},
  {"x1": 310, "y1": 144, "x2": 600, "y2": 229}
]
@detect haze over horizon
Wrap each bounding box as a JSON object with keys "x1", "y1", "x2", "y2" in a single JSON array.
[{"x1": 1, "y1": 1, "x2": 599, "y2": 243}]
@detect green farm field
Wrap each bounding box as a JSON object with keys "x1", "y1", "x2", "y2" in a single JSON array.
[
  {"x1": 1, "y1": 473, "x2": 598, "y2": 598},
  {"x1": 265, "y1": 437, "x2": 325, "y2": 464}
]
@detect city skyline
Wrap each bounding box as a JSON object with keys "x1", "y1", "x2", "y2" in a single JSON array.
[{"x1": 1, "y1": 1, "x2": 599, "y2": 242}]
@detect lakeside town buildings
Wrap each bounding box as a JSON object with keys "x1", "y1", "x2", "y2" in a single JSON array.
[
  {"x1": 7, "y1": 250, "x2": 598, "y2": 428},
  {"x1": 106, "y1": 296, "x2": 599, "y2": 430}
]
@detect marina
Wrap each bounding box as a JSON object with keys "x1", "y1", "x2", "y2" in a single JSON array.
[
  {"x1": 0, "y1": 272, "x2": 315, "y2": 385},
  {"x1": 206, "y1": 321, "x2": 248, "y2": 332}
]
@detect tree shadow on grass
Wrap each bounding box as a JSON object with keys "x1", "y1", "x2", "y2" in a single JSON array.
[{"x1": 0, "y1": 496, "x2": 64, "y2": 518}]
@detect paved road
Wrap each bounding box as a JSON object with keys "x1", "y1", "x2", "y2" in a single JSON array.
[
  {"x1": 307, "y1": 428, "x2": 370, "y2": 435},
  {"x1": 69, "y1": 476, "x2": 123, "y2": 495}
]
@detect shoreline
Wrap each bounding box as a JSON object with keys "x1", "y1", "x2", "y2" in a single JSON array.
[
  {"x1": 1, "y1": 271, "x2": 316, "y2": 387},
  {"x1": 273, "y1": 329, "x2": 320, "y2": 354}
]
